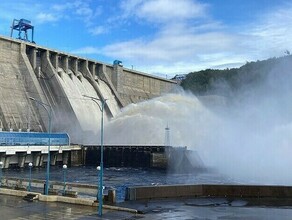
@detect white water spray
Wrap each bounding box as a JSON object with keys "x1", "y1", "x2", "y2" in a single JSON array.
[
  {"x1": 104, "y1": 93, "x2": 219, "y2": 146},
  {"x1": 104, "y1": 58, "x2": 292, "y2": 185}
]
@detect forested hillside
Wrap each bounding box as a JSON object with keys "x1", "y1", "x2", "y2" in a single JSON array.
[{"x1": 181, "y1": 55, "x2": 292, "y2": 96}]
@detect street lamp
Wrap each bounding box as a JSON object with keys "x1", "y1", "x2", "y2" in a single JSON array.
[
  {"x1": 62, "y1": 164, "x2": 67, "y2": 195},
  {"x1": 83, "y1": 95, "x2": 107, "y2": 216},
  {"x1": 0, "y1": 161, "x2": 3, "y2": 187},
  {"x1": 29, "y1": 97, "x2": 52, "y2": 195},
  {"x1": 28, "y1": 162, "x2": 33, "y2": 192},
  {"x1": 96, "y1": 166, "x2": 100, "y2": 202}
]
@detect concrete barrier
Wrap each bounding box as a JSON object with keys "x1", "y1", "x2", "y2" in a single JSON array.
[
  {"x1": 2, "y1": 177, "x2": 96, "y2": 194},
  {"x1": 126, "y1": 184, "x2": 203, "y2": 200},
  {"x1": 126, "y1": 184, "x2": 292, "y2": 201},
  {"x1": 38, "y1": 194, "x2": 95, "y2": 206},
  {"x1": 63, "y1": 190, "x2": 78, "y2": 197},
  {"x1": 0, "y1": 188, "x2": 39, "y2": 197},
  {"x1": 0, "y1": 188, "x2": 138, "y2": 213},
  {"x1": 1, "y1": 177, "x2": 117, "y2": 204}
]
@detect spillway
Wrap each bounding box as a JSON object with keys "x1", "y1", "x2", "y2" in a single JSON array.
[{"x1": 0, "y1": 36, "x2": 176, "y2": 144}]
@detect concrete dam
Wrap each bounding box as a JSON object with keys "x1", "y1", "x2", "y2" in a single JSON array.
[{"x1": 0, "y1": 35, "x2": 176, "y2": 144}]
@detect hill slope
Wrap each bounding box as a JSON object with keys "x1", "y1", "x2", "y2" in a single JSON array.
[{"x1": 181, "y1": 55, "x2": 292, "y2": 97}]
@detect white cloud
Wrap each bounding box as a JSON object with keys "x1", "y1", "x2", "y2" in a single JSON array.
[
  {"x1": 73, "y1": 1, "x2": 292, "y2": 76},
  {"x1": 42, "y1": 1, "x2": 103, "y2": 28},
  {"x1": 121, "y1": 0, "x2": 208, "y2": 23},
  {"x1": 0, "y1": 2, "x2": 42, "y2": 22},
  {"x1": 0, "y1": 1, "x2": 97, "y2": 26},
  {"x1": 102, "y1": 31, "x2": 234, "y2": 62},
  {"x1": 35, "y1": 0, "x2": 105, "y2": 37},
  {"x1": 51, "y1": 3, "x2": 71, "y2": 11},
  {"x1": 89, "y1": 26, "x2": 107, "y2": 36},
  {"x1": 242, "y1": 3, "x2": 292, "y2": 59},
  {"x1": 140, "y1": 0, "x2": 207, "y2": 22},
  {"x1": 36, "y1": 13, "x2": 59, "y2": 23},
  {"x1": 75, "y1": 3, "x2": 94, "y2": 22},
  {"x1": 85, "y1": 0, "x2": 234, "y2": 76},
  {"x1": 120, "y1": 0, "x2": 144, "y2": 16},
  {"x1": 73, "y1": 21, "x2": 237, "y2": 75},
  {"x1": 73, "y1": 46, "x2": 100, "y2": 54},
  {"x1": 124, "y1": 3, "x2": 292, "y2": 74}
]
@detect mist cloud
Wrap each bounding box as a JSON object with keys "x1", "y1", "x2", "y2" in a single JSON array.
[{"x1": 103, "y1": 57, "x2": 292, "y2": 185}]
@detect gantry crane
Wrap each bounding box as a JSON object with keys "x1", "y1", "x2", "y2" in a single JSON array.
[{"x1": 10, "y1": 18, "x2": 34, "y2": 43}]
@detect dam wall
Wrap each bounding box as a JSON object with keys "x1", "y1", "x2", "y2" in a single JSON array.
[
  {"x1": 108, "y1": 65, "x2": 174, "y2": 105},
  {"x1": 0, "y1": 36, "x2": 176, "y2": 144}
]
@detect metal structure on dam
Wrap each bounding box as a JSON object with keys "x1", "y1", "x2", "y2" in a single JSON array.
[{"x1": 0, "y1": 35, "x2": 177, "y2": 168}]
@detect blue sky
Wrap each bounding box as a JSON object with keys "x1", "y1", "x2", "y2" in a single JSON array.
[{"x1": 0, "y1": 0, "x2": 291, "y2": 77}]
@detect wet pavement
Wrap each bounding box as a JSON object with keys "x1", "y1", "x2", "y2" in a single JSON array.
[
  {"x1": 0, "y1": 194, "x2": 135, "y2": 220},
  {"x1": 124, "y1": 198, "x2": 292, "y2": 220},
  {"x1": 1, "y1": 194, "x2": 86, "y2": 219},
  {"x1": 2, "y1": 194, "x2": 292, "y2": 219}
]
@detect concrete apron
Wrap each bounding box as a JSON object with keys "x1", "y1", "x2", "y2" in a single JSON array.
[{"x1": 0, "y1": 188, "x2": 138, "y2": 214}]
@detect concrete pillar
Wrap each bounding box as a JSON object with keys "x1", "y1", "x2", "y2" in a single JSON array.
[
  {"x1": 39, "y1": 154, "x2": 45, "y2": 167},
  {"x1": 61, "y1": 56, "x2": 69, "y2": 73},
  {"x1": 107, "y1": 189, "x2": 116, "y2": 204},
  {"x1": 50, "y1": 152, "x2": 58, "y2": 166},
  {"x1": 4, "y1": 156, "x2": 11, "y2": 168},
  {"x1": 51, "y1": 53, "x2": 58, "y2": 70},
  {"x1": 33, "y1": 153, "x2": 41, "y2": 167},
  {"x1": 25, "y1": 154, "x2": 33, "y2": 164},
  {"x1": 95, "y1": 64, "x2": 103, "y2": 81},
  {"x1": 113, "y1": 64, "x2": 123, "y2": 93},
  {"x1": 89, "y1": 62, "x2": 96, "y2": 78},
  {"x1": 56, "y1": 153, "x2": 62, "y2": 164},
  {"x1": 69, "y1": 58, "x2": 77, "y2": 74},
  {"x1": 56, "y1": 56, "x2": 63, "y2": 78},
  {"x1": 0, "y1": 154, "x2": 5, "y2": 168},
  {"x1": 29, "y1": 47, "x2": 37, "y2": 70},
  {"x1": 80, "y1": 60, "x2": 91, "y2": 78},
  {"x1": 70, "y1": 150, "x2": 82, "y2": 166},
  {"x1": 62, "y1": 151, "x2": 69, "y2": 165},
  {"x1": 17, "y1": 153, "x2": 27, "y2": 168}
]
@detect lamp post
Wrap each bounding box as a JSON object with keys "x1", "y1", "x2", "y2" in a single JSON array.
[
  {"x1": 0, "y1": 161, "x2": 3, "y2": 187},
  {"x1": 29, "y1": 97, "x2": 52, "y2": 195},
  {"x1": 96, "y1": 166, "x2": 100, "y2": 202},
  {"x1": 62, "y1": 164, "x2": 67, "y2": 195},
  {"x1": 83, "y1": 95, "x2": 107, "y2": 216},
  {"x1": 28, "y1": 162, "x2": 33, "y2": 192}
]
